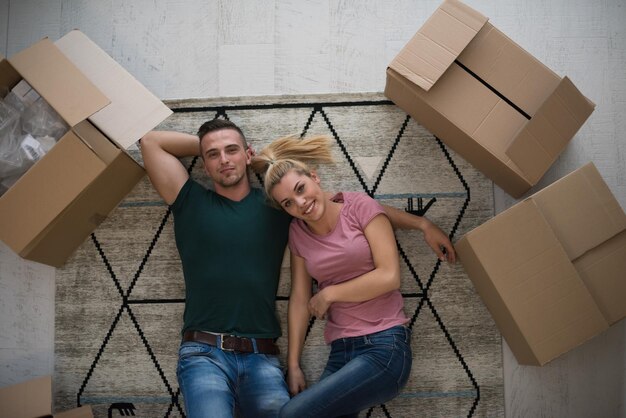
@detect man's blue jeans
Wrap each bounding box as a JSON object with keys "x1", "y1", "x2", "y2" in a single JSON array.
[
  {"x1": 279, "y1": 325, "x2": 412, "y2": 418},
  {"x1": 177, "y1": 341, "x2": 290, "y2": 418}
]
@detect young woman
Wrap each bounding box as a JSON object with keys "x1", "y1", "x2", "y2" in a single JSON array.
[{"x1": 251, "y1": 135, "x2": 415, "y2": 418}]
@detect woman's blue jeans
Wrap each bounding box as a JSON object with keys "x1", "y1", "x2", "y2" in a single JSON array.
[
  {"x1": 177, "y1": 341, "x2": 290, "y2": 418},
  {"x1": 279, "y1": 325, "x2": 412, "y2": 418}
]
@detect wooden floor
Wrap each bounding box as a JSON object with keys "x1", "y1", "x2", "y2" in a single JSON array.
[{"x1": 1, "y1": 1, "x2": 625, "y2": 417}]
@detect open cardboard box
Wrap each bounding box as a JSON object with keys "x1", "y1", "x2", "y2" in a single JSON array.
[
  {"x1": 456, "y1": 163, "x2": 626, "y2": 365},
  {"x1": 0, "y1": 30, "x2": 172, "y2": 267},
  {"x1": 385, "y1": 0, "x2": 595, "y2": 198},
  {"x1": 0, "y1": 376, "x2": 92, "y2": 418}
]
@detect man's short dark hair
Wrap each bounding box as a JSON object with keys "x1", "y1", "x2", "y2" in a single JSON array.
[{"x1": 197, "y1": 119, "x2": 247, "y2": 148}]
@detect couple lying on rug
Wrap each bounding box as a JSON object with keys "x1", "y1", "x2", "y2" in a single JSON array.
[{"x1": 140, "y1": 119, "x2": 456, "y2": 418}]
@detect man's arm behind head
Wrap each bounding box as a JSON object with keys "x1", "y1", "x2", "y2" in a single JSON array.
[{"x1": 139, "y1": 130, "x2": 200, "y2": 205}]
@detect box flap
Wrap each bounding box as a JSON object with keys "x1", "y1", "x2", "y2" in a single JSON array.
[
  {"x1": 389, "y1": 0, "x2": 487, "y2": 91},
  {"x1": 574, "y1": 230, "x2": 626, "y2": 325},
  {"x1": 532, "y1": 163, "x2": 626, "y2": 260},
  {"x1": 72, "y1": 120, "x2": 120, "y2": 164},
  {"x1": 0, "y1": 376, "x2": 52, "y2": 418},
  {"x1": 505, "y1": 77, "x2": 595, "y2": 184},
  {"x1": 457, "y1": 23, "x2": 562, "y2": 117},
  {"x1": 0, "y1": 130, "x2": 107, "y2": 255},
  {"x1": 7, "y1": 38, "x2": 110, "y2": 127},
  {"x1": 55, "y1": 30, "x2": 172, "y2": 149}
]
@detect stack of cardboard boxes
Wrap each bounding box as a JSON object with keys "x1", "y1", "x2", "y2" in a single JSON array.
[
  {"x1": 0, "y1": 31, "x2": 171, "y2": 412},
  {"x1": 385, "y1": 0, "x2": 625, "y2": 365}
]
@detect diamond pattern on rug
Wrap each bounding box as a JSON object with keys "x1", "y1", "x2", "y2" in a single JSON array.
[{"x1": 55, "y1": 93, "x2": 502, "y2": 418}]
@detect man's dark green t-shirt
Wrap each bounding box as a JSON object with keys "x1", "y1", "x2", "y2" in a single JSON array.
[{"x1": 171, "y1": 179, "x2": 291, "y2": 338}]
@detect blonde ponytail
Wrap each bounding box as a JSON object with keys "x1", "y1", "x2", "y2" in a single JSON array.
[{"x1": 251, "y1": 135, "x2": 334, "y2": 206}]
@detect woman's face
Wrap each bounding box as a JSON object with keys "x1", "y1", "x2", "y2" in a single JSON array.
[{"x1": 271, "y1": 169, "x2": 325, "y2": 221}]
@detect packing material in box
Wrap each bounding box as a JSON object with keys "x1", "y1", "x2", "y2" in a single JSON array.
[
  {"x1": 384, "y1": 0, "x2": 595, "y2": 198},
  {"x1": 455, "y1": 163, "x2": 626, "y2": 365},
  {"x1": 0, "y1": 376, "x2": 93, "y2": 418},
  {"x1": 0, "y1": 30, "x2": 172, "y2": 267}
]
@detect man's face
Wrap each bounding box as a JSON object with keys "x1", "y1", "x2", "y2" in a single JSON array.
[{"x1": 200, "y1": 129, "x2": 251, "y2": 189}]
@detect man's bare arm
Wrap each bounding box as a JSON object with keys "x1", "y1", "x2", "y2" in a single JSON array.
[{"x1": 140, "y1": 131, "x2": 200, "y2": 205}]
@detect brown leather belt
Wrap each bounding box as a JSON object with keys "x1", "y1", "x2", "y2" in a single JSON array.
[{"x1": 182, "y1": 330, "x2": 279, "y2": 355}]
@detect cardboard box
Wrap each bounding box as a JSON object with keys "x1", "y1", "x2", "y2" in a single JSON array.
[
  {"x1": 456, "y1": 163, "x2": 626, "y2": 365},
  {"x1": 0, "y1": 30, "x2": 172, "y2": 267},
  {"x1": 0, "y1": 376, "x2": 93, "y2": 418},
  {"x1": 384, "y1": 0, "x2": 595, "y2": 198}
]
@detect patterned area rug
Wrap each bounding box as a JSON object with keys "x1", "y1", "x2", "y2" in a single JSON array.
[{"x1": 54, "y1": 93, "x2": 502, "y2": 417}]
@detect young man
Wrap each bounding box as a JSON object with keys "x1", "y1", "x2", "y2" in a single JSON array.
[{"x1": 140, "y1": 119, "x2": 455, "y2": 418}]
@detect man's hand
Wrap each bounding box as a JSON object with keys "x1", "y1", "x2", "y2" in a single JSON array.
[{"x1": 422, "y1": 220, "x2": 456, "y2": 263}]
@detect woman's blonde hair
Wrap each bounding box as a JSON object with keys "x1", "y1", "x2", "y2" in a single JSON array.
[{"x1": 251, "y1": 135, "x2": 334, "y2": 207}]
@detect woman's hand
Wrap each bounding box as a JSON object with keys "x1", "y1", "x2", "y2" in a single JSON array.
[
  {"x1": 286, "y1": 366, "x2": 307, "y2": 396},
  {"x1": 422, "y1": 219, "x2": 456, "y2": 263},
  {"x1": 308, "y1": 288, "x2": 332, "y2": 319}
]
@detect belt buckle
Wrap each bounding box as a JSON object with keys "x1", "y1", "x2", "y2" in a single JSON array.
[{"x1": 219, "y1": 334, "x2": 235, "y2": 352}]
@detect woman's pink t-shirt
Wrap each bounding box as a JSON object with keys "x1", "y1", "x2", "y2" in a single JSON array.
[{"x1": 288, "y1": 191, "x2": 407, "y2": 344}]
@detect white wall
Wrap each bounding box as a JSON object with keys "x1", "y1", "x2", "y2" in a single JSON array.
[{"x1": 0, "y1": 1, "x2": 624, "y2": 416}]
